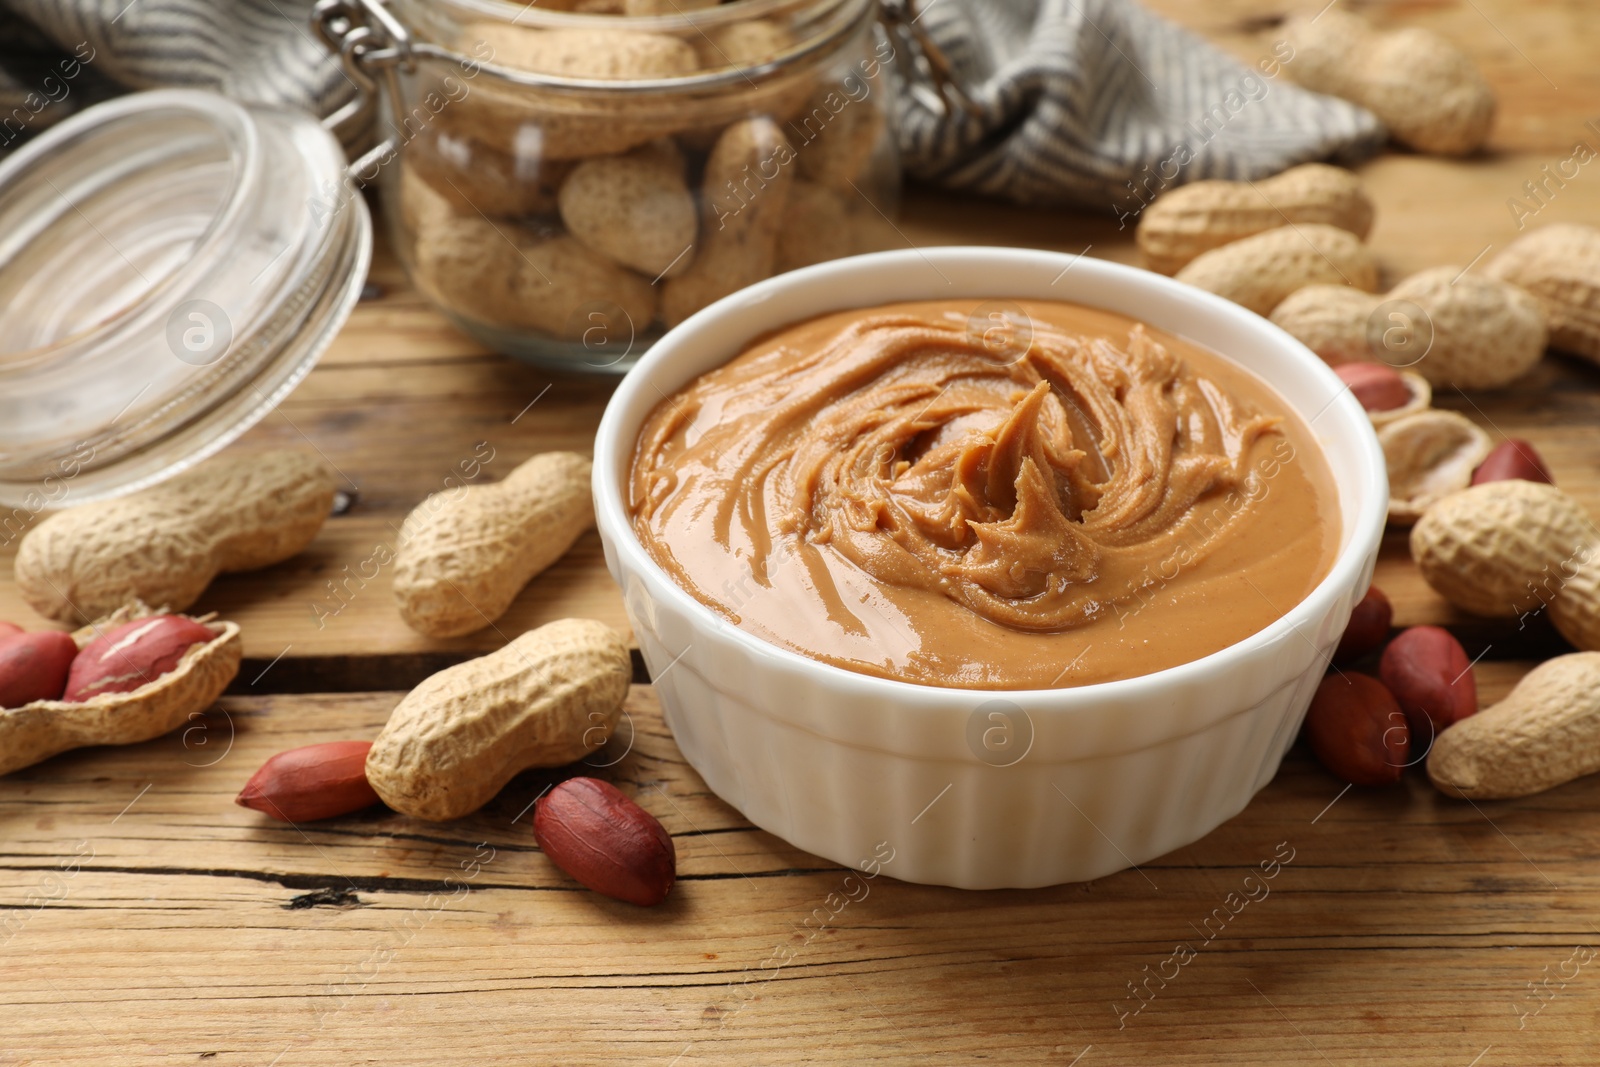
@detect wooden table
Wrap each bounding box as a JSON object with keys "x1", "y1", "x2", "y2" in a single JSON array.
[{"x1": 4, "y1": 3, "x2": 1600, "y2": 1063}]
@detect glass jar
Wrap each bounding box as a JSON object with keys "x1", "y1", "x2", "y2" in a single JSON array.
[
  {"x1": 317, "y1": 0, "x2": 900, "y2": 372},
  {"x1": 0, "y1": 89, "x2": 371, "y2": 510}
]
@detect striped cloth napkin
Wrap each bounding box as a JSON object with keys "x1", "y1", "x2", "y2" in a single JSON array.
[
  {"x1": 900, "y1": 0, "x2": 1385, "y2": 208},
  {"x1": 0, "y1": 0, "x2": 1384, "y2": 211}
]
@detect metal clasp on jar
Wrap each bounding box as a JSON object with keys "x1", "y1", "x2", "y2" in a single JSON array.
[
  {"x1": 313, "y1": 0, "x2": 414, "y2": 178},
  {"x1": 876, "y1": 0, "x2": 980, "y2": 118}
]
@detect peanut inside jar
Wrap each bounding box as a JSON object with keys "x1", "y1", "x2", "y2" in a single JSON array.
[
  {"x1": 630, "y1": 300, "x2": 1340, "y2": 689},
  {"x1": 381, "y1": 0, "x2": 899, "y2": 370}
]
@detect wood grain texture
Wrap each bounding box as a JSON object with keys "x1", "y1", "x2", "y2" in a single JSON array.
[
  {"x1": 5, "y1": 670, "x2": 1598, "y2": 1067},
  {"x1": 0, "y1": 307, "x2": 633, "y2": 680},
  {"x1": 3, "y1": 4, "x2": 1600, "y2": 1062}
]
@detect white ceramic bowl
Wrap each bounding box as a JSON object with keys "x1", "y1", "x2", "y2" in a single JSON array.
[{"x1": 593, "y1": 247, "x2": 1387, "y2": 889}]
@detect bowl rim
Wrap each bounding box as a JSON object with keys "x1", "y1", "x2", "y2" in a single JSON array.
[{"x1": 593, "y1": 245, "x2": 1388, "y2": 712}]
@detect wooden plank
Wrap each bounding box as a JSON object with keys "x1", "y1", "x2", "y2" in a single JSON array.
[
  {"x1": 1, "y1": 3, "x2": 1595, "y2": 1063},
  {"x1": 6, "y1": 664, "x2": 1600, "y2": 1065}
]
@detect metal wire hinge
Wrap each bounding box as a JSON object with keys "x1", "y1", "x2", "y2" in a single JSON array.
[
  {"x1": 313, "y1": 0, "x2": 412, "y2": 175},
  {"x1": 878, "y1": 0, "x2": 980, "y2": 119}
]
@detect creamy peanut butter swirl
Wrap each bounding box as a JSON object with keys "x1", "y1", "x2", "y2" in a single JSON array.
[{"x1": 631, "y1": 300, "x2": 1338, "y2": 690}]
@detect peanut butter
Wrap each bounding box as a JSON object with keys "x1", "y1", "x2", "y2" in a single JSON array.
[{"x1": 630, "y1": 300, "x2": 1339, "y2": 689}]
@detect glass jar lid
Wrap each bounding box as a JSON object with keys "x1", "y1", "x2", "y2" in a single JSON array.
[{"x1": 0, "y1": 88, "x2": 370, "y2": 508}]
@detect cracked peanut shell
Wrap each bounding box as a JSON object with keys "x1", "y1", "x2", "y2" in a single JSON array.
[
  {"x1": 1377, "y1": 410, "x2": 1492, "y2": 525},
  {"x1": 1367, "y1": 371, "x2": 1431, "y2": 429},
  {"x1": 0, "y1": 602, "x2": 241, "y2": 776}
]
